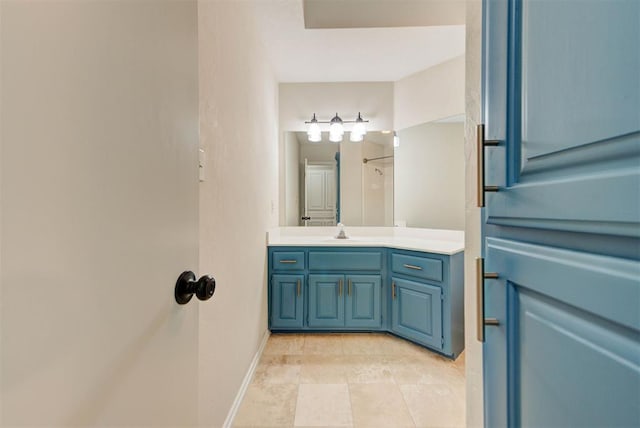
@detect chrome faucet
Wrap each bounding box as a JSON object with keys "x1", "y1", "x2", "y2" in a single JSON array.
[{"x1": 335, "y1": 223, "x2": 348, "y2": 239}]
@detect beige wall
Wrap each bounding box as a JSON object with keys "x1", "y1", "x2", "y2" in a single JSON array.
[
  {"x1": 395, "y1": 122, "x2": 465, "y2": 229},
  {"x1": 279, "y1": 82, "x2": 394, "y2": 132},
  {"x1": 465, "y1": 0, "x2": 484, "y2": 425},
  {"x1": 394, "y1": 55, "x2": 465, "y2": 131},
  {"x1": 198, "y1": 1, "x2": 279, "y2": 426}
]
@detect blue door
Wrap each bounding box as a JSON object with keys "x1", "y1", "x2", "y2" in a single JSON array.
[
  {"x1": 481, "y1": 0, "x2": 640, "y2": 427},
  {"x1": 308, "y1": 274, "x2": 345, "y2": 328}
]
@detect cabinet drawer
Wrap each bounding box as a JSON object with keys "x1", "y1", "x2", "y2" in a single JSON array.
[
  {"x1": 309, "y1": 251, "x2": 382, "y2": 271},
  {"x1": 391, "y1": 253, "x2": 443, "y2": 282},
  {"x1": 272, "y1": 251, "x2": 305, "y2": 270}
]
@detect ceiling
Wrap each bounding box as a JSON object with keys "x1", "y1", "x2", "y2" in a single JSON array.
[{"x1": 251, "y1": 0, "x2": 466, "y2": 83}]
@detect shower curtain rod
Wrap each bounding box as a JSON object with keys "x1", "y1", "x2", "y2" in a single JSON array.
[{"x1": 362, "y1": 155, "x2": 394, "y2": 164}]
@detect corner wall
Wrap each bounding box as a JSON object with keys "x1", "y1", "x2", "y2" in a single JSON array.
[
  {"x1": 394, "y1": 55, "x2": 465, "y2": 130},
  {"x1": 198, "y1": 2, "x2": 279, "y2": 426}
]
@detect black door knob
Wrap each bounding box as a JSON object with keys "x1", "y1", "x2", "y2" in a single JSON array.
[{"x1": 175, "y1": 271, "x2": 216, "y2": 305}]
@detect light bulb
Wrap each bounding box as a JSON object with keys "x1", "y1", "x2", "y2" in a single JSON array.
[
  {"x1": 329, "y1": 113, "x2": 344, "y2": 137},
  {"x1": 308, "y1": 132, "x2": 322, "y2": 143},
  {"x1": 349, "y1": 131, "x2": 363, "y2": 142},
  {"x1": 329, "y1": 131, "x2": 343, "y2": 143},
  {"x1": 307, "y1": 122, "x2": 321, "y2": 137},
  {"x1": 352, "y1": 112, "x2": 367, "y2": 137}
]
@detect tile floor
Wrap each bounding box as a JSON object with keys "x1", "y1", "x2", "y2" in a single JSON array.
[{"x1": 233, "y1": 333, "x2": 465, "y2": 428}]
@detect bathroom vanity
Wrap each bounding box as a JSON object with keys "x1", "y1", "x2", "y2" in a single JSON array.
[{"x1": 267, "y1": 227, "x2": 465, "y2": 359}]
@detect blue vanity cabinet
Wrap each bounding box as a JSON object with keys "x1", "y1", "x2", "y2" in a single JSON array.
[
  {"x1": 268, "y1": 245, "x2": 464, "y2": 358},
  {"x1": 389, "y1": 249, "x2": 465, "y2": 358}
]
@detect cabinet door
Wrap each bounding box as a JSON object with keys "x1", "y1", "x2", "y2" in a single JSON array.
[
  {"x1": 345, "y1": 275, "x2": 381, "y2": 328},
  {"x1": 308, "y1": 274, "x2": 345, "y2": 328},
  {"x1": 271, "y1": 274, "x2": 304, "y2": 329},
  {"x1": 391, "y1": 277, "x2": 443, "y2": 351}
]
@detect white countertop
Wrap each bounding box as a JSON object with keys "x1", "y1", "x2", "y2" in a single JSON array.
[{"x1": 267, "y1": 227, "x2": 464, "y2": 255}]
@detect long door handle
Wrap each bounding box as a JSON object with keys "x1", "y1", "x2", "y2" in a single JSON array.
[
  {"x1": 339, "y1": 279, "x2": 343, "y2": 296},
  {"x1": 348, "y1": 278, "x2": 352, "y2": 296},
  {"x1": 476, "y1": 258, "x2": 499, "y2": 341},
  {"x1": 392, "y1": 281, "x2": 396, "y2": 299},
  {"x1": 297, "y1": 279, "x2": 301, "y2": 296}
]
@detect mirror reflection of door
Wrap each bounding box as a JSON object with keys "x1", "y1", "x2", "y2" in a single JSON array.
[{"x1": 303, "y1": 159, "x2": 337, "y2": 226}]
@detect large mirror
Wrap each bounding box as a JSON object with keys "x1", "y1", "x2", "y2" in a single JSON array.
[
  {"x1": 282, "y1": 131, "x2": 394, "y2": 226},
  {"x1": 280, "y1": 116, "x2": 464, "y2": 229}
]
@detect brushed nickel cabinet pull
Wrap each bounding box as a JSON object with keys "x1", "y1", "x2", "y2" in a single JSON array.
[
  {"x1": 392, "y1": 281, "x2": 396, "y2": 299},
  {"x1": 403, "y1": 264, "x2": 423, "y2": 271},
  {"x1": 477, "y1": 124, "x2": 501, "y2": 208},
  {"x1": 339, "y1": 279, "x2": 343, "y2": 297},
  {"x1": 348, "y1": 278, "x2": 352, "y2": 296},
  {"x1": 279, "y1": 260, "x2": 297, "y2": 264},
  {"x1": 297, "y1": 279, "x2": 301, "y2": 296},
  {"x1": 476, "y1": 257, "x2": 500, "y2": 342}
]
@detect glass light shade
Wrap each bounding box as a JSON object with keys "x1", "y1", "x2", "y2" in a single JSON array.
[
  {"x1": 393, "y1": 131, "x2": 400, "y2": 148},
  {"x1": 329, "y1": 114, "x2": 344, "y2": 137},
  {"x1": 352, "y1": 121, "x2": 366, "y2": 137},
  {"x1": 329, "y1": 121, "x2": 344, "y2": 136},
  {"x1": 307, "y1": 121, "x2": 321, "y2": 137},
  {"x1": 329, "y1": 131, "x2": 343, "y2": 143},
  {"x1": 308, "y1": 132, "x2": 322, "y2": 143},
  {"x1": 349, "y1": 131, "x2": 363, "y2": 142}
]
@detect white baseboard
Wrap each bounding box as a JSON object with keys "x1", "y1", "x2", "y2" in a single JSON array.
[{"x1": 222, "y1": 329, "x2": 270, "y2": 428}]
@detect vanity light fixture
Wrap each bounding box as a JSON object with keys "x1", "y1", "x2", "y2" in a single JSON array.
[{"x1": 305, "y1": 112, "x2": 369, "y2": 143}]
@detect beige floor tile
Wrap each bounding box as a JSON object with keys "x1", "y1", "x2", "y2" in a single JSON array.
[
  {"x1": 260, "y1": 354, "x2": 304, "y2": 365},
  {"x1": 233, "y1": 383, "x2": 298, "y2": 427},
  {"x1": 389, "y1": 360, "x2": 465, "y2": 386},
  {"x1": 303, "y1": 334, "x2": 344, "y2": 355},
  {"x1": 349, "y1": 383, "x2": 415, "y2": 428},
  {"x1": 344, "y1": 360, "x2": 394, "y2": 384},
  {"x1": 299, "y1": 356, "x2": 348, "y2": 384},
  {"x1": 294, "y1": 384, "x2": 353, "y2": 427},
  {"x1": 263, "y1": 334, "x2": 305, "y2": 355},
  {"x1": 400, "y1": 384, "x2": 465, "y2": 428},
  {"x1": 340, "y1": 333, "x2": 387, "y2": 355},
  {"x1": 252, "y1": 362, "x2": 301, "y2": 384}
]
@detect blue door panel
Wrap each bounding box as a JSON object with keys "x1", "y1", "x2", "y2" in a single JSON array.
[
  {"x1": 308, "y1": 274, "x2": 344, "y2": 328},
  {"x1": 271, "y1": 274, "x2": 303, "y2": 329},
  {"x1": 520, "y1": 0, "x2": 639, "y2": 157},
  {"x1": 345, "y1": 274, "x2": 381, "y2": 328},
  {"x1": 517, "y1": 292, "x2": 640, "y2": 428}
]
